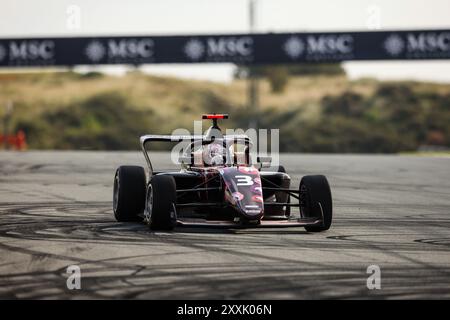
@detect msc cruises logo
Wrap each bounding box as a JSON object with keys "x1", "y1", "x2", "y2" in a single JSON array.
[
  {"x1": 306, "y1": 35, "x2": 353, "y2": 55},
  {"x1": 184, "y1": 39, "x2": 205, "y2": 61},
  {"x1": 85, "y1": 41, "x2": 105, "y2": 62},
  {"x1": 283, "y1": 34, "x2": 354, "y2": 60},
  {"x1": 384, "y1": 32, "x2": 450, "y2": 58},
  {"x1": 6, "y1": 40, "x2": 55, "y2": 63},
  {"x1": 383, "y1": 34, "x2": 405, "y2": 56},
  {"x1": 283, "y1": 36, "x2": 305, "y2": 59},
  {"x1": 183, "y1": 36, "x2": 253, "y2": 62},
  {"x1": 85, "y1": 38, "x2": 154, "y2": 63}
]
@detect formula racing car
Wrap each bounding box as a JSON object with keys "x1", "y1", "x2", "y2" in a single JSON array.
[{"x1": 113, "y1": 114, "x2": 332, "y2": 231}]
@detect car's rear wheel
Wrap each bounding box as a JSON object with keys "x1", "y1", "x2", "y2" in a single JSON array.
[
  {"x1": 113, "y1": 166, "x2": 146, "y2": 222},
  {"x1": 299, "y1": 175, "x2": 332, "y2": 232},
  {"x1": 146, "y1": 175, "x2": 177, "y2": 230}
]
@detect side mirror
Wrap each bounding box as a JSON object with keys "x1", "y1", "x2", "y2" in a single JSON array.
[{"x1": 257, "y1": 156, "x2": 272, "y2": 168}]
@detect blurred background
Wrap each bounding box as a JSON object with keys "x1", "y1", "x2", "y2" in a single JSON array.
[{"x1": 1, "y1": 0, "x2": 449, "y2": 153}]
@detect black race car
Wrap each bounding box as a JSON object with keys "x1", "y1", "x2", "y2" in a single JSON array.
[{"x1": 113, "y1": 114, "x2": 332, "y2": 231}]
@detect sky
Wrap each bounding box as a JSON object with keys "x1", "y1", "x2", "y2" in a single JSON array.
[{"x1": 1, "y1": 0, "x2": 450, "y2": 82}]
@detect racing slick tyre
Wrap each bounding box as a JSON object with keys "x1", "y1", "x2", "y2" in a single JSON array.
[
  {"x1": 113, "y1": 166, "x2": 146, "y2": 222},
  {"x1": 147, "y1": 175, "x2": 177, "y2": 231},
  {"x1": 299, "y1": 175, "x2": 332, "y2": 232}
]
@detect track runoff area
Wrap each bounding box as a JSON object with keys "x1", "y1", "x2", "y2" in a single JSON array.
[{"x1": 0, "y1": 151, "x2": 449, "y2": 302}]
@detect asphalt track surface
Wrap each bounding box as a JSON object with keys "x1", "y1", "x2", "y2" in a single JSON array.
[{"x1": 0, "y1": 151, "x2": 449, "y2": 299}]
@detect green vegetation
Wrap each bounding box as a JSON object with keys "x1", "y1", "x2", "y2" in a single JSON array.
[
  {"x1": 0, "y1": 70, "x2": 449, "y2": 152},
  {"x1": 269, "y1": 83, "x2": 450, "y2": 152},
  {"x1": 235, "y1": 63, "x2": 345, "y2": 93},
  {"x1": 15, "y1": 92, "x2": 156, "y2": 150}
]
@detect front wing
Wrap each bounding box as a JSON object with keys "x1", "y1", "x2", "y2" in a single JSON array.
[{"x1": 176, "y1": 217, "x2": 323, "y2": 228}]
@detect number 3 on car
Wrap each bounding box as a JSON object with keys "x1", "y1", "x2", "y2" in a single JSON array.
[{"x1": 235, "y1": 175, "x2": 254, "y2": 186}]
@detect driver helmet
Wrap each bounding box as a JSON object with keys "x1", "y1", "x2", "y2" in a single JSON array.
[{"x1": 203, "y1": 142, "x2": 225, "y2": 166}]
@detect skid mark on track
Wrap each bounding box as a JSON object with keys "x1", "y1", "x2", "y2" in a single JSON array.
[
  {"x1": 0, "y1": 201, "x2": 449, "y2": 299},
  {"x1": 0, "y1": 153, "x2": 449, "y2": 299}
]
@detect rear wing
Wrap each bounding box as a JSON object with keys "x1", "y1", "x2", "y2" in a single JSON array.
[{"x1": 140, "y1": 134, "x2": 252, "y2": 175}]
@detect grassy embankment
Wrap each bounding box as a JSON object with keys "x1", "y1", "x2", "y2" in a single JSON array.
[{"x1": 0, "y1": 71, "x2": 449, "y2": 152}]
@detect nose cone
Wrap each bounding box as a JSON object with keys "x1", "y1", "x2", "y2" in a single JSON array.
[{"x1": 221, "y1": 166, "x2": 264, "y2": 219}]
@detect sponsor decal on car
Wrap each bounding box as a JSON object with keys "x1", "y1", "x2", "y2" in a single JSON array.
[
  {"x1": 245, "y1": 209, "x2": 262, "y2": 215},
  {"x1": 232, "y1": 192, "x2": 244, "y2": 201},
  {"x1": 252, "y1": 195, "x2": 264, "y2": 203},
  {"x1": 238, "y1": 166, "x2": 259, "y2": 174},
  {"x1": 251, "y1": 185, "x2": 262, "y2": 193}
]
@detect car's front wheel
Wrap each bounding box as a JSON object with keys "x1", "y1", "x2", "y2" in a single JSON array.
[
  {"x1": 299, "y1": 175, "x2": 332, "y2": 232},
  {"x1": 113, "y1": 166, "x2": 146, "y2": 222},
  {"x1": 146, "y1": 175, "x2": 177, "y2": 230}
]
